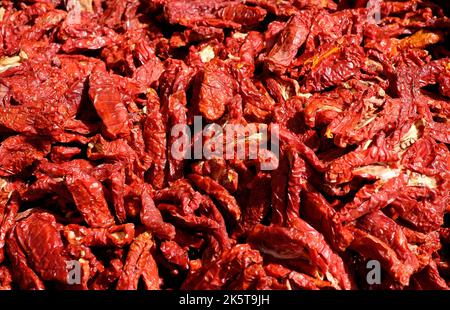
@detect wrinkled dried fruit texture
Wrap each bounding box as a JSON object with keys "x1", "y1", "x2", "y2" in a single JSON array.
[
  {"x1": 248, "y1": 223, "x2": 354, "y2": 290},
  {"x1": 0, "y1": 0, "x2": 449, "y2": 291},
  {"x1": 265, "y1": 12, "x2": 311, "y2": 74},
  {"x1": 89, "y1": 67, "x2": 130, "y2": 138},
  {"x1": 65, "y1": 172, "x2": 115, "y2": 228},
  {"x1": 116, "y1": 232, "x2": 160, "y2": 290},
  {"x1": 197, "y1": 60, "x2": 236, "y2": 121},
  {"x1": 164, "y1": 1, "x2": 266, "y2": 28},
  {"x1": 182, "y1": 244, "x2": 265, "y2": 289},
  {"x1": 7, "y1": 212, "x2": 68, "y2": 289},
  {"x1": 140, "y1": 186, "x2": 176, "y2": 240},
  {"x1": 0, "y1": 136, "x2": 51, "y2": 177}
]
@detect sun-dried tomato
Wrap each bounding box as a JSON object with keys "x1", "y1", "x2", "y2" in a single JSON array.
[
  {"x1": 116, "y1": 232, "x2": 159, "y2": 290},
  {"x1": 265, "y1": 12, "x2": 311, "y2": 74}
]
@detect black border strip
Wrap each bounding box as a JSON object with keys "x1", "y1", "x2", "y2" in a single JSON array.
[{"x1": 0, "y1": 291, "x2": 448, "y2": 309}]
